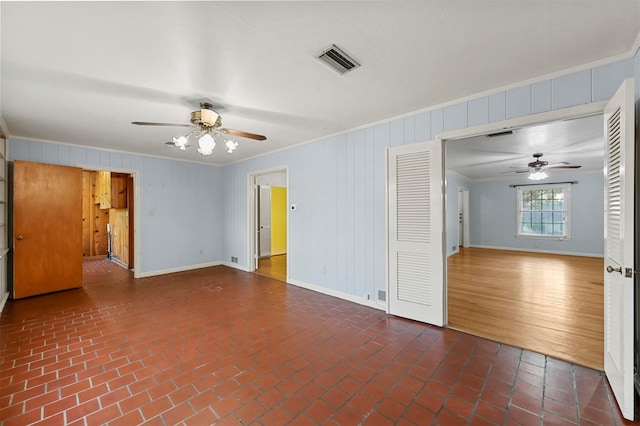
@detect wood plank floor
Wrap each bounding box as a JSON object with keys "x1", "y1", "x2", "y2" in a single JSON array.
[
  {"x1": 447, "y1": 248, "x2": 604, "y2": 370},
  {"x1": 255, "y1": 254, "x2": 287, "y2": 282}
]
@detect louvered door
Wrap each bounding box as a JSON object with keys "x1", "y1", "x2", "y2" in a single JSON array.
[
  {"x1": 388, "y1": 140, "x2": 444, "y2": 326},
  {"x1": 603, "y1": 79, "x2": 634, "y2": 421}
]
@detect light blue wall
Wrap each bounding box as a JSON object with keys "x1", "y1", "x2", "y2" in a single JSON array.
[
  {"x1": 5, "y1": 55, "x2": 635, "y2": 296},
  {"x1": 445, "y1": 172, "x2": 469, "y2": 256},
  {"x1": 8, "y1": 138, "x2": 224, "y2": 275},
  {"x1": 468, "y1": 173, "x2": 604, "y2": 256},
  {"x1": 223, "y1": 57, "x2": 634, "y2": 303}
]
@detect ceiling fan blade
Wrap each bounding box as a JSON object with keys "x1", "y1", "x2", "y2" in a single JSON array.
[
  {"x1": 501, "y1": 169, "x2": 530, "y2": 174},
  {"x1": 131, "y1": 121, "x2": 194, "y2": 128},
  {"x1": 546, "y1": 165, "x2": 582, "y2": 169},
  {"x1": 220, "y1": 128, "x2": 267, "y2": 141}
]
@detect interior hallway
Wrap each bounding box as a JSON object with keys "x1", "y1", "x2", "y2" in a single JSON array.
[{"x1": 0, "y1": 261, "x2": 629, "y2": 425}]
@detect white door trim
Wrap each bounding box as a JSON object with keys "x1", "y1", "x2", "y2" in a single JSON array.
[{"x1": 246, "y1": 166, "x2": 289, "y2": 278}]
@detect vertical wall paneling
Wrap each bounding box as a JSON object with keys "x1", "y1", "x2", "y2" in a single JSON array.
[
  {"x1": 353, "y1": 130, "x2": 366, "y2": 297},
  {"x1": 345, "y1": 133, "x2": 356, "y2": 295},
  {"x1": 552, "y1": 70, "x2": 592, "y2": 110},
  {"x1": 431, "y1": 109, "x2": 444, "y2": 139},
  {"x1": 414, "y1": 111, "x2": 431, "y2": 143},
  {"x1": 592, "y1": 58, "x2": 636, "y2": 102},
  {"x1": 506, "y1": 85, "x2": 532, "y2": 119},
  {"x1": 373, "y1": 126, "x2": 389, "y2": 303},
  {"x1": 468, "y1": 97, "x2": 489, "y2": 127},
  {"x1": 221, "y1": 56, "x2": 633, "y2": 309},
  {"x1": 28, "y1": 141, "x2": 43, "y2": 163},
  {"x1": 364, "y1": 127, "x2": 375, "y2": 299},
  {"x1": 42, "y1": 143, "x2": 59, "y2": 165},
  {"x1": 403, "y1": 116, "x2": 415, "y2": 145},
  {"x1": 489, "y1": 92, "x2": 506, "y2": 122},
  {"x1": 335, "y1": 135, "x2": 348, "y2": 294},
  {"x1": 444, "y1": 102, "x2": 468, "y2": 132},
  {"x1": 531, "y1": 80, "x2": 553, "y2": 114},
  {"x1": 390, "y1": 119, "x2": 404, "y2": 147}
]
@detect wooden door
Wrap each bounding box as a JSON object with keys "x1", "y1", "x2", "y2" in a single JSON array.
[
  {"x1": 388, "y1": 140, "x2": 444, "y2": 326},
  {"x1": 603, "y1": 78, "x2": 635, "y2": 420},
  {"x1": 13, "y1": 161, "x2": 83, "y2": 299}
]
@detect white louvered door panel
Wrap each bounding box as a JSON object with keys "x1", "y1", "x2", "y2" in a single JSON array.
[
  {"x1": 388, "y1": 140, "x2": 444, "y2": 326},
  {"x1": 603, "y1": 79, "x2": 634, "y2": 421}
]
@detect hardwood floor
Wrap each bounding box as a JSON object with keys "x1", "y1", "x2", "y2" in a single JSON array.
[
  {"x1": 447, "y1": 248, "x2": 604, "y2": 370},
  {"x1": 255, "y1": 254, "x2": 287, "y2": 282}
]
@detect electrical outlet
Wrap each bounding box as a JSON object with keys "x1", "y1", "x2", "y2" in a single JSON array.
[
  {"x1": 321, "y1": 265, "x2": 327, "y2": 274},
  {"x1": 231, "y1": 256, "x2": 238, "y2": 263}
]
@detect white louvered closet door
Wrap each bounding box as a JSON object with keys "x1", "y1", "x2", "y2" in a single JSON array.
[
  {"x1": 388, "y1": 140, "x2": 444, "y2": 326},
  {"x1": 603, "y1": 78, "x2": 635, "y2": 421}
]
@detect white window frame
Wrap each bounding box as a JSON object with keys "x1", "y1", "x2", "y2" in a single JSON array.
[{"x1": 516, "y1": 183, "x2": 571, "y2": 240}]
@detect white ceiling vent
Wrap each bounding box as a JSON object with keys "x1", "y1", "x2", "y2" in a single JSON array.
[{"x1": 315, "y1": 44, "x2": 360, "y2": 75}]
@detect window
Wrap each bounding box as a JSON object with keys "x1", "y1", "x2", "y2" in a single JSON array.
[{"x1": 516, "y1": 184, "x2": 570, "y2": 239}]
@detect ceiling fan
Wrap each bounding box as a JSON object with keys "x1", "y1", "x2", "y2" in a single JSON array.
[
  {"x1": 132, "y1": 102, "x2": 266, "y2": 156},
  {"x1": 503, "y1": 153, "x2": 581, "y2": 180}
]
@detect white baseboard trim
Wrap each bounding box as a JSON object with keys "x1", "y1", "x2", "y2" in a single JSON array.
[
  {"x1": 137, "y1": 261, "x2": 224, "y2": 278},
  {"x1": 447, "y1": 248, "x2": 460, "y2": 257},
  {"x1": 287, "y1": 278, "x2": 386, "y2": 312},
  {"x1": 0, "y1": 292, "x2": 9, "y2": 313},
  {"x1": 469, "y1": 244, "x2": 604, "y2": 258},
  {"x1": 219, "y1": 262, "x2": 252, "y2": 273}
]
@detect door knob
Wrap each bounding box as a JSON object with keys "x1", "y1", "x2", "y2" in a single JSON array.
[
  {"x1": 607, "y1": 265, "x2": 622, "y2": 274},
  {"x1": 16, "y1": 235, "x2": 24, "y2": 240}
]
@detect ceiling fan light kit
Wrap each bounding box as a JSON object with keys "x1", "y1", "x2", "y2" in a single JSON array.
[
  {"x1": 500, "y1": 152, "x2": 582, "y2": 181},
  {"x1": 132, "y1": 102, "x2": 266, "y2": 157}
]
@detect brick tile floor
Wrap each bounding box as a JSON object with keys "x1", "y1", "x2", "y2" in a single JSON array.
[{"x1": 0, "y1": 260, "x2": 637, "y2": 425}]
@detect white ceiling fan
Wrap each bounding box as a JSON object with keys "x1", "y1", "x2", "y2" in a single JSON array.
[{"x1": 132, "y1": 102, "x2": 266, "y2": 156}]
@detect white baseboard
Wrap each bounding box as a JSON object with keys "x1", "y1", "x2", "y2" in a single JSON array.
[
  {"x1": 469, "y1": 244, "x2": 604, "y2": 258},
  {"x1": 287, "y1": 278, "x2": 386, "y2": 312},
  {"x1": 0, "y1": 292, "x2": 9, "y2": 313},
  {"x1": 219, "y1": 262, "x2": 252, "y2": 273},
  {"x1": 447, "y1": 248, "x2": 460, "y2": 257},
  {"x1": 136, "y1": 261, "x2": 224, "y2": 278}
]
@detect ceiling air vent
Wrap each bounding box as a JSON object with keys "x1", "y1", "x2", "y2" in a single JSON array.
[
  {"x1": 315, "y1": 44, "x2": 360, "y2": 75},
  {"x1": 486, "y1": 130, "x2": 514, "y2": 138}
]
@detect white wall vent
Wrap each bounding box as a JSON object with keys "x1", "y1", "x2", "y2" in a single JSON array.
[{"x1": 315, "y1": 44, "x2": 360, "y2": 75}]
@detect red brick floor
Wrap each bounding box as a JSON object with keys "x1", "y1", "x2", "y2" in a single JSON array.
[{"x1": 0, "y1": 260, "x2": 636, "y2": 425}]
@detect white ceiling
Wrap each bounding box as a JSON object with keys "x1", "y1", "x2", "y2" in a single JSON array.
[
  {"x1": 445, "y1": 114, "x2": 604, "y2": 180},
  {"x1": 1, "y1": 1, "x2": 639, "y2": 165}
]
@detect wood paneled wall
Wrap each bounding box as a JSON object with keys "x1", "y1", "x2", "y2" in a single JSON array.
[
  {"x1": 82, "y1": 171, "x2": 109, "y2": 257},
  {"x1": 109, "y1": 208, "x2": 129, "y2": 265},
  {"x1": 82, "y1": 171, "x2": 130, "y2": 261}
]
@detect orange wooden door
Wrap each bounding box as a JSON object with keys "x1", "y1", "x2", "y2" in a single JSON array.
[{"x1": 13, "y1": 161, "x2": 83, "y2": 298}]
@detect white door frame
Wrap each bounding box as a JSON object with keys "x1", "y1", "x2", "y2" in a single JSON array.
[
  {"x1": 458, "y1": 187, "x2": 470, "y2": 248},
  {"x1": 76, "y1": 164, "x2": 141, "y2": 278},
  {"x1": 437, "y1": 100, "x2": 608, "y2": 327},
  {"x1": 247, "y1": 166, "x2": 289, "y2": 277}
]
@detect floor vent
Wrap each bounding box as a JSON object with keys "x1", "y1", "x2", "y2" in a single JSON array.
[
  {"x1": 378, "y1": 290, "x2": 387, "y2": 302},
  {"x1": 315, "y1": 44, "x2": 360, "y2": 75}
]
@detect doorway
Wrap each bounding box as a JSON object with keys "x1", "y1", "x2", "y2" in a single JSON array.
[
  {"x1": 248, "y1": 167, "x2": 288, "y2": 282},
  {"x1": 80, "y1": 166, "x2": 137, "y2": 284},
  {"x1": 443, "y1": 113, "x2": 606, "y2": 368}
]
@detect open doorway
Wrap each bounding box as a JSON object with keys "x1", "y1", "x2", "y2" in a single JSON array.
[
  {"x1": 249, "y1": 168, "x2": 288, "y2": 282},
  {"x1": 444, "y1": 113, "x2": 605, "y2": 369},
  {"x1": 81, "y1": 169, "x2": 135, "y2": 285}
]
